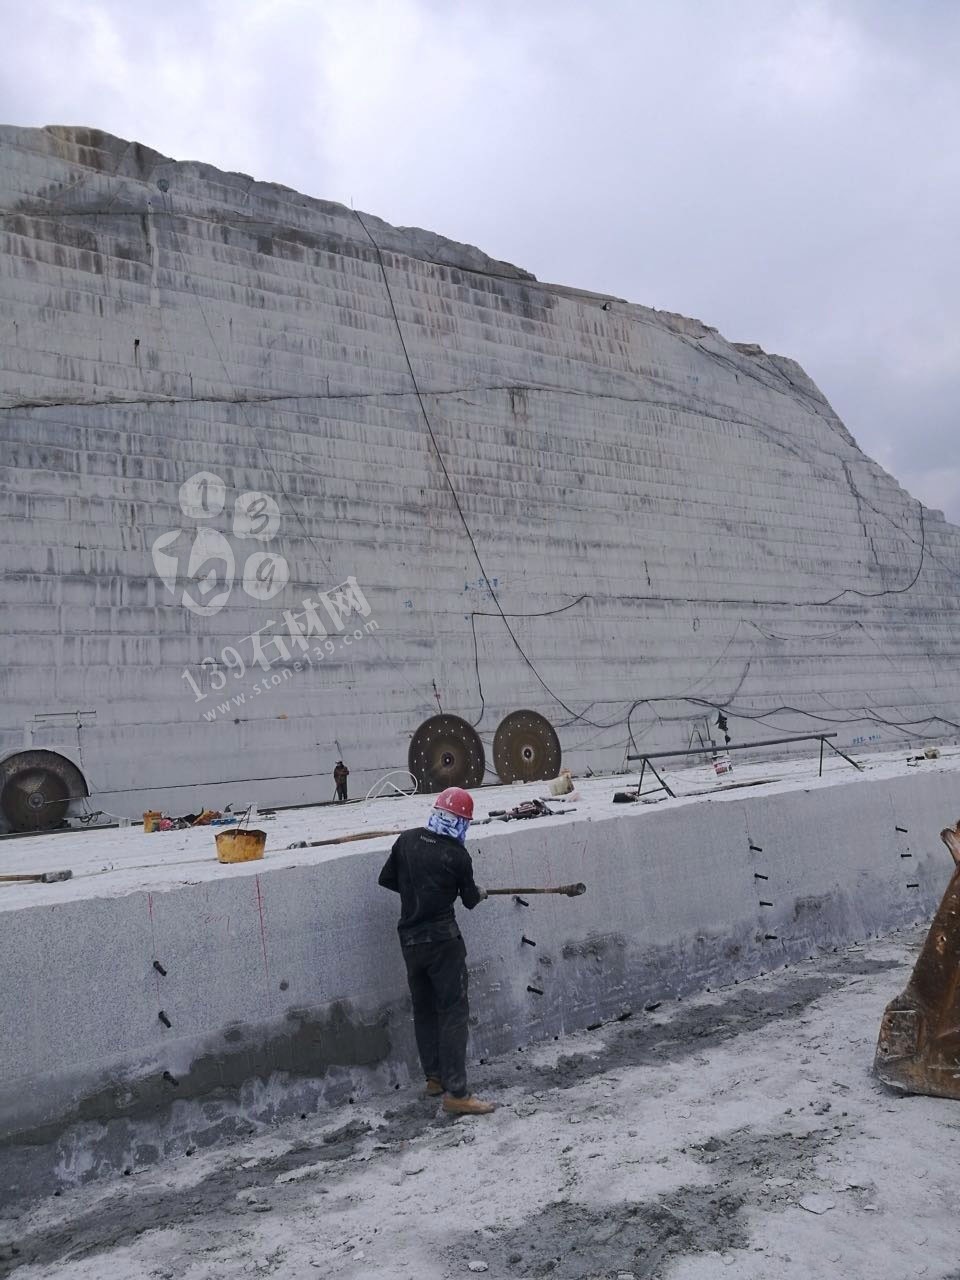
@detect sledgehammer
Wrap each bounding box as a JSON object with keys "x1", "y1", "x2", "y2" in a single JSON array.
[
  {"x1": 485, "y1": 882, "x2": 586, "y2": 898},
  {"x1": 0, "y1": 869, "x2": 73, "y2": 884}
]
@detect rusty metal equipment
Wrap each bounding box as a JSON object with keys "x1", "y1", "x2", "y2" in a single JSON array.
[
  {"x1": 874, "y1": 820, "x2": 960, "y2": 1099},
  {"x1": 214, "y1": 828, "x2": 267, "y2": 864},
  {"x1": 493, "y1": 710, "x2": 561, "y2": 784},
  {"x1": 408, "y1": 714, "x2": 485, "y2": 794},
  {"x1": 0, "y1": 750, "x2": 88, "y2": 832}
]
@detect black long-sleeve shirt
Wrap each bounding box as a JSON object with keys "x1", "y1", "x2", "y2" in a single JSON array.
[{"x1": 378, "y1": 826, "x2": 483, "y2": 946}]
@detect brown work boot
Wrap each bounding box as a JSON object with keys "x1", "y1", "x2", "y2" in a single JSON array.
[
  {"x1": 442, "y1": 1092, "x2": 496, "y2": 1116},
  {"x1": 424, "y1": 1076, "x2": 443, "y2": 1097}
]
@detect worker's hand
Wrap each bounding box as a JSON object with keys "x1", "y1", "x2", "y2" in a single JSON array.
[{"x1": 477, "y1": 887, "x2": 488, "y2": 901}]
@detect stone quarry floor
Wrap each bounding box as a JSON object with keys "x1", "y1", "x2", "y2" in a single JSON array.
[{"x1": 3, "y1": 928, "x2": 958, "y2": 1280}]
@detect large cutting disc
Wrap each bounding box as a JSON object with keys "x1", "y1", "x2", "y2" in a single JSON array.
[
  {"x1": 493, "y1": 710, "x2": 561, "y2": 784},
  {"x1": 408, "y1": 715, "x2": 486, "y2": 794},
  {"x1": 0, "y1": 750, "x2": 88, "y2": 832}
]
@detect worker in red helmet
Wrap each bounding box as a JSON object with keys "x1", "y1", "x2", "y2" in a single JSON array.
[{"x1": 378, "y1": 786, "x2": 495, "y2": 1115}]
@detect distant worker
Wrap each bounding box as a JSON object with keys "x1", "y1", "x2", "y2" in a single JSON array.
[
  {"x1": 716, "y1": 711, "x2": 731, "y2": 746},
  {"x1": 333, "y1": 760, "x2": 349, "y2": 802},
  {"x1": 378, "y1": 787, "x2": 495, "y2": 1116}
]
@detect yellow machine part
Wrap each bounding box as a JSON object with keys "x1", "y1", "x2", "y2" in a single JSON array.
[{"x1": 874, "y1": 821, "x2": 960, "y2": 1099}]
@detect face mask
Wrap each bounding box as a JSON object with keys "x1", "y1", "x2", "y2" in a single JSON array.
[{"x1": 426, "y1": 808, "x2": 470, "y2": 843}]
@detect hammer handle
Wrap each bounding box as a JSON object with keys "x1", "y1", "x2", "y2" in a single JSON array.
[
  {"x1": 486, "y1": 883, "x2": 585, "y2": 897},
  {"x1": 0, "y1": 870, "x2": 72, "y2": 883}
]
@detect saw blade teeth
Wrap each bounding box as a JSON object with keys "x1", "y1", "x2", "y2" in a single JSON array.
[
  {"x1": 408, "y1": 714, "x2": 486, "y2": 793},
  {"x1": 493, "y1": 710, "x2": 561, "y2": 784}
]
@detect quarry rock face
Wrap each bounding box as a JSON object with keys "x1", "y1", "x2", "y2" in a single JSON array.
[{"x1": 1, "y1": 124, "x2": 958, "y2": 819}]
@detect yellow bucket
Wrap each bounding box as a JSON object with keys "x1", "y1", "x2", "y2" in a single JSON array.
[
  {"x1": 143, "y1": 810, "x2": 162, "y2": 833},
  {"x1": 215, "y1": 828, "x2": 267, "y2": 864}
]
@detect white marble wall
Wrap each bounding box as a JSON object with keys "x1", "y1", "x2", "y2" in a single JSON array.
[{"x1": 1, "y1": 126, "x2": 958, "y2": 815}]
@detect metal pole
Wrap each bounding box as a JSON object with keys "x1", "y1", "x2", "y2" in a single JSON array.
[
  {"x1": 633, "y1": 756, "x2": 675, "y2": 799},
  {"x1": 647, "y1": 759, "x2": 676, "y2": 798},
  {"x1": 824, "y1": 738, "x2": 864, "y2": 772},
  {"x1": 626, "y1": 732, "x2": 839, "y2": 763}
]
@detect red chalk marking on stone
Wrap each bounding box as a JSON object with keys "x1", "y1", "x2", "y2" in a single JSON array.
[{"x1": 255, "y1": 874, "x2": 270, "y2": 979}]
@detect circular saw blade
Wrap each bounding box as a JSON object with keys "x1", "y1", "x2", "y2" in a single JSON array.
[
  {"x1": 0, "y1": 750, "x2": 88, "y2": 832},
  {"x1": 1, "y1": 767, "x2": 70, "y2": 832},
  {"x1": 493, "y1": 710, "x2": 561, "y2": 784},
  {"x1": 408, "y1": 715, "x2": 486, "y2": 794}
]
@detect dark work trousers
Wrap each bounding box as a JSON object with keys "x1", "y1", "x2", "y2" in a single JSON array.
[
  {"x1": 336, "y1": 783, "x2": 348, "y2": 802},
  {"x1": 402, "y1": 936, "x2": 470, "y2": 1097}
]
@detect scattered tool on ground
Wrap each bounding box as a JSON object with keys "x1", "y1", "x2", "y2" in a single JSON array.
[
  {"x1": 486, "y1": 799, "x2": 574, "y2": 822},
  {"x1": 0, "y1": 869, "x2": 73, "y2": 884},
  {"x1": 288, "y1": 829, "x2": 400, "y2": 850},
  {"x1": 874, "y1": 818, "x2": 960, "y2": 1099},
  {"x1": 485, "y1": 882, "x2": 587, "y2": 898}
]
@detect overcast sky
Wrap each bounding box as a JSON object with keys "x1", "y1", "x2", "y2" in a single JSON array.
[{"x1": 3, "y1": 0, "x2": 958, "y2": 519}]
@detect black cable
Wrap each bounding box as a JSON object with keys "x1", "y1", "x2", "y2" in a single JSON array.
[
  {"x1": 817, "y1": 501, "x2": 926, "y2": 604},
  {"x1": 351, "y1": 210, "x2": 945, "y2": 744},
  {"x1": 842, "y1": 468, "x2": 960, "y2": 588},
  {"x1": 629, "y1": 694, "x2": 960, "y2": 741},
  {"x1": 471, "y1": 594, "x2": 589, "y2": 620},
  {"x1": 9, "y1": 196, "x2": 950, "y2": 610},
  {"x1": 353, "y1": 209, "x2": 602, "y2": 728},
  {"x1": 467, "y1": 597, "x2": 589, "y2": 726},
  {"x1": 468, "y1": 614, "x2": 486, "y2": 727},
  {"x1": 747, "y1": 620, "x2": 862, "y2": 642},
  {"x1": 13, "y1": 187, "x2": 960, "y2": 758}
]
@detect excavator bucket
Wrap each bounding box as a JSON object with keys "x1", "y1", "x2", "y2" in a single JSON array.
[{"x1": 874, "y1": 820, "x2": 960, "y2": 1099}]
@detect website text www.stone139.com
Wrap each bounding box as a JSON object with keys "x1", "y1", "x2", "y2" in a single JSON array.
[{"x1": 198, "y1": 616, "x2": 380, "y2": 721}]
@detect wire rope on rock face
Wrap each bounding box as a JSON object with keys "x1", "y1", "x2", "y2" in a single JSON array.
[
  {"x1": 9, "y1": 172, "x2": 955, "y2": 773},
  {"x1": 166, "y1": 196, "x2": 955, "y2": 755},
  {"x1": 398, "y1": 244, "x2": 921, "y2": 746},
  {"x1": 817, "y1": 502, "x2": 926, "y2": 605},
  {"x1": 352, "y1": 209, "x2": 600, "y2": 730},
  {"x1": 628, "y1": 694, "x2": 960, "y2": 742}
]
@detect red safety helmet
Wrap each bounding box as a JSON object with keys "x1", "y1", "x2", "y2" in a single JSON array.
[{"x1": 434, "y1": 787, "x2": 474, "y2": 820}]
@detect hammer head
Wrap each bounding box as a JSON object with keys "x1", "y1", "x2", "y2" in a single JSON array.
[
  {"x1": 41, "y1": 870, "x2": 72, "y2": 883},
  {"x1": 562, "y1": 882, "x2": 587, "y2": 897}
]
